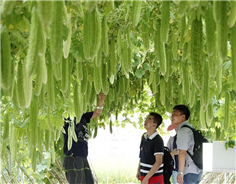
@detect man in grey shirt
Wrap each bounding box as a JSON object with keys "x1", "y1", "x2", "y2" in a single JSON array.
[{"x1": 171, "y1": 105, "x2": 202, "y2": 184}]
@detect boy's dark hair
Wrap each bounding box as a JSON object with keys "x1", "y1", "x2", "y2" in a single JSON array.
[
  {"x1": 150, "y1": 112, "x2": 163, "y2": 129},
  {"x1": 173, "y1": 105, "x2": 190, "y2": 120}
]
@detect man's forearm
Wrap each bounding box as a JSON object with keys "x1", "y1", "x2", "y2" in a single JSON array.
[
  {"x1": 97, "y1": 99, "x2": 104, "y2": 108},
  {"x1": 144, "y1": 161, "x2": 162, "y2": 181},
  {"x1": 92, "y1": 103, "x2": 104, "y2": 119},
  {"x1": 91, "y1": 94, "x2": 105, "y2": 119},
  {"x1": 136, "y1": 159, "x2": 141, "y2": 180},
  {"x1": 177, "y1": 150, "x2": 186, "y2": 184},
  {"x1": 178, "y1": 150, "x2": 186, "y2": 172},
  {"x1": 95, "y1": 99, "x2": 105, "y2": 114},
  {"x1": 137, "y1": 163, "x2": 140, "y2": 172}
]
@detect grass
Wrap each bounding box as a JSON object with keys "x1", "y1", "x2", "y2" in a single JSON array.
[{"x1": 92, "y1": 161, "x2": 139, "y2": 184}]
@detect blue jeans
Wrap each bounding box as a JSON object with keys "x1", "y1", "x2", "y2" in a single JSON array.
[
  {"x1": 171, "y1": 171, "x2": 178, "y2": 184},
  {"x1": 183, "y1": 171, "x2": 203, "y2": 184}
]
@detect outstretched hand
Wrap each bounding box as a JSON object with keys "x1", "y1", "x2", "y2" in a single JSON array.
[
  {"x1": 172, "y1": 148, "x2": 178, "y2": 156},
  {"x1": 98, "y1": 93, "x2": 106, "y2": 102}
]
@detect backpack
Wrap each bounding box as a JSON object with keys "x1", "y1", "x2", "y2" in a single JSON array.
[
  {"x1": 163, "y1": 146, "x2": 174, "y2": 184},
  {"x1": 181, "y1": 125, "x2": 208, "y2": 169}
]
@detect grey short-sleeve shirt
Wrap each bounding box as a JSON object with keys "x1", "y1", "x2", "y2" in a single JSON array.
[{"x1": 176, "y1": 121, "x2": 202, "y2": 175}]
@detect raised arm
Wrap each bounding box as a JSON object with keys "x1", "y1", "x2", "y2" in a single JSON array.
[{"x1": 91, "y1": 93, "x2": 106, "y2": 119}]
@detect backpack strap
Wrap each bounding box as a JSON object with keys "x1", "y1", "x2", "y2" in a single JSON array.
[
  {"x1": 164, "y1": 146, "x2": 171, "y2": 152},
  {"x1": 180, "y1": 125, "x2": 195, "y2": 159}
]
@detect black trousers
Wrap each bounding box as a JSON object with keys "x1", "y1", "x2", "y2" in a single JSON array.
[{"x1": 63, "y1": 155, "x2": 94, "y2": 184}]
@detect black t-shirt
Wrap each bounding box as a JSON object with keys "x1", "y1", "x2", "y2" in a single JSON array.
[
  {"x1": 63, "y1": 112, "x2": 93, "y2": 157},
  {"x1": 139, "y1": 132, "x2": 164, "y2": 177}
]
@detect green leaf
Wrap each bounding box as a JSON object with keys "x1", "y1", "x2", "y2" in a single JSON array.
[
  {"x1": 135, "y1": 68, "x2": 145, "y2": 78},
  {"x1": 225, "y1": 140, "x2": 235, "y2": 150},
  {"x1": 143, "y1": 63, "x2": 151, "y2": 71}
]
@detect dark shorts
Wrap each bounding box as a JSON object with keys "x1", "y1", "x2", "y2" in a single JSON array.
[{"x1": 63, "y1": 155, "x2": 94, "y2": 184}]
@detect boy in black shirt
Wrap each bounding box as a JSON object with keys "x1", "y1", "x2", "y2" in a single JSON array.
[{"x1": 136, "y1": 112, "x2": 164, "y2": 184}]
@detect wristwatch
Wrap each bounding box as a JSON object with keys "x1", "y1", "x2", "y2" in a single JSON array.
[{"x1": 178, "y1": 171, "x2": 184, "y2": 175}]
